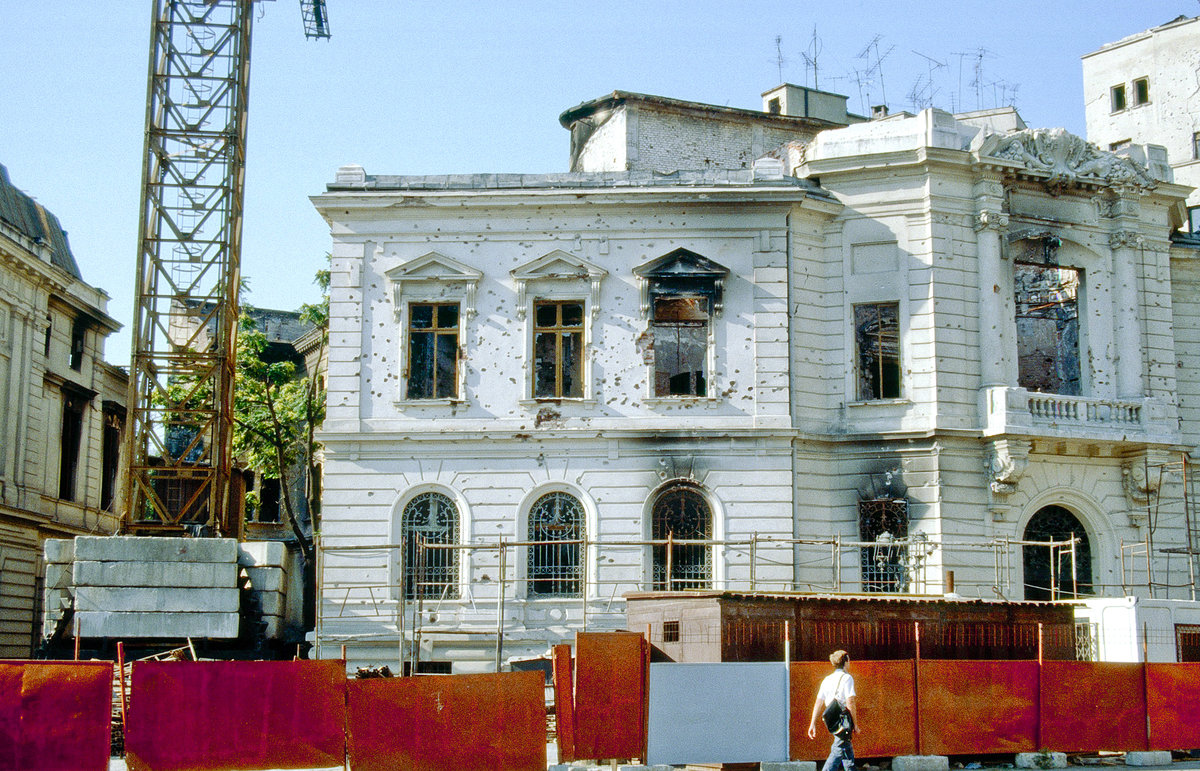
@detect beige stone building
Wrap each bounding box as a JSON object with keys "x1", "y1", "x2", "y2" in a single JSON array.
[
  {"x1": 0, "y1": 164, "x2": 126, "y2": 657},
  {"x1": 312, "y1": 85, "x2": 1200, "y2": 672}
]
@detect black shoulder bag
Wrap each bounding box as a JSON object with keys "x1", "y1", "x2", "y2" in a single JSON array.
[{"x1": 821, "y1": 673, "x2": 855, "y2": 736}]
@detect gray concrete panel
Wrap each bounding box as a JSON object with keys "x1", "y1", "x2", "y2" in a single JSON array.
[
  {"x1": 75, "y1": 586, "x2": 239, "y2": 613},
  {"x1": 73, "y1": 560, "x2": 238, "y2": 588},
  {"x1": 74, "y1": 536, "x2": 237, "y2": 563},
  {"x1": 238, "y1": 540, "x2": 287, "y2": 567},
  {"x1": 76, "y1": 611, "x2": 239, "y2": 639}
]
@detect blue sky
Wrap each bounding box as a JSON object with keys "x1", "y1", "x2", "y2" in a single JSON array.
[{"x1": 1, "y1": 1, "x2": 1193, "y2": 364}]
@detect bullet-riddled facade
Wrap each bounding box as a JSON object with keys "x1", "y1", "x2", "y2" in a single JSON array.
[{"x1": 312, "y1": 90, "x2": 1199, "y2": 672}]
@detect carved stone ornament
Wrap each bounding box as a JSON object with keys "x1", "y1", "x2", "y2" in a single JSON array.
[
  {"x1": 987, "y1": 440, "x2": 1029, "y2": 495},
  {"x1": 976, "y1": 128, "x2": 1158, "y2": 193},
  {"x1": 974, "y1": 209, "x2": 1010, "y2": 233},
  {"x1": 1122, "y1": 458, "x2": 1161, "y2": 505},
  {"x1": 1109, "y1": 230, "x2": 1145, "y2": 250}
]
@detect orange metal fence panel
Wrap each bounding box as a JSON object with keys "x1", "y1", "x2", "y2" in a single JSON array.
[
  {"x1": 1041, "y1": 662, "x2": 1147, "y2": 753},
  {"x1": 125, "y1": 660, "x2": 346, "y2": 771},
  {"x1": 551, "y1": 645, "x2": 576, "y2": 762},
  {"x1": 0, "y1": 661, "x2": 112, "y2": 771},
  {"x1": 918, "y1": 660, "x2": 1038, "y2": 755},
  {"x1": 573, "y1": 631, "x2": 647, "y2": 761},
  {"x1": 789, "y1": 661, "x2": 916, "y2": 761},
  {"x1": 346, "y1": 671, "x2": 546, "y2": 771},
  {"x1": 1146, "y1": 663, "x2": 1200, "y2": 750}
]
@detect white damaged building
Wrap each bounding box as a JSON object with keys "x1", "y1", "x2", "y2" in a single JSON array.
[{"x1": 311, "y1": 86, "x2": 1200, "y2": 672}]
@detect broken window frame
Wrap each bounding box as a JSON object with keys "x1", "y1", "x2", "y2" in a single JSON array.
[
  {"x1": 403, "y1": 302, "x2": 461, "y2": 401},
  {"x1": 58, "y1": 392, "x2": 87, "y2": 502},
  {"x1": 1013, "y1": 245, "x2": 1083, "y2": 396},
  {"x1": 532, "y1": 300, "x2": 585, "y2": 400},
  {"x1": 853, "y1": 302, "x2": 902, "y2": 401},
  {"x1": 1110, "y1": 84, "x2": 1126, "y2": 112},
  {"x1": 526, "y1": 491, "x2": 585, "y2": 597},
  {"x1": 100, "y1": 404, "x2": 124, "y2": 511},
  {"x1": 650, "y1": 484, "x2": 713, "y2": 590},
  {"x1": 1132, "y1": 77, "x2": 1150, "y2": 106},
  {"x1": 635, "y1": 249, "x2": 728, "y2": 401},
  {"x1": 399, "y1": 491, "x2": 460, "y2": 601}
]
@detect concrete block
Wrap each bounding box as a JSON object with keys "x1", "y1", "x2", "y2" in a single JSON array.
[
  {"x1": 43, "y1": 538, "x2": 74, "y2": 563},
  {"x1": 74, "y1": 536, "x2": 237, "y2": 564},
  {"x1": 762, "y1": 763, "x2": 817, "y2": 771},
  {"x1": 73, "y1": 560, "x2": 238, "y2": 588},
  {"x1": 238, "y1": 540, "x2": 288, "y2": 567},
  {"x1": 893, "y1": 756, "x2": 950, "y2": 771},
  {"x1": 76, "y1": 611, "x2": 239, "y2": 639},
  {"x1": 245, "y1": 566, "x2": 286, "y2": 591},
  {"x1": 1126, "y1": 751, "x2": 1173, "y2": 767},
  {"x1": 1016, "y1": 753, "x2": 1068, "y2": 769},
  {"x1": 251, "y1": 590, "x2": 285, "y2": 616},
  {"x1": 44, "y1": 563, "x2": 72, "y2": 589},
  {"x1": 75, "y1": 586, "x2": 240, "y2": 613}
]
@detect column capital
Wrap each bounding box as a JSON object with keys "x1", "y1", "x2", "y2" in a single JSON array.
[
  {"x1": 974, "y1": 209, "x2": 1010, "y2": 233},
  {"x1": 1109, "y1": 229, "x2": 1144, "y2": 250}
]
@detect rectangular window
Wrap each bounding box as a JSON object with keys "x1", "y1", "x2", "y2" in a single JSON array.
[
  {"x1": 663, "y1": 620, "x2": 680, "y2": 643},
  {"x1": 100, "y1": 409, "x2": 122, "y2": 511},
  {"x1": 406, "y1": 303, "x2": 459, "y2": 400},
  {"x1": 69, "y1": 319, "x2": 85, "y2": 371},
  {"x1": 1189, "y1": 206, "x2": 1200, "y2": 235},
  {"x1": 1109, "y1": 139, "x2": 1131, "y2": 153},
  {"x1": 653, "y1": 296, "x2": 710, "y2": 396},
  {"x1": 59, "y1": 396, "x2": 85, "y2": 501},
  {"x1": 1133, "y1": 77, "x2": 1150, "y2": 106},
  {"x1": 1015, "y1": 262, "x2": 1082, "y2": 395},
  {"x1": 1110, "y1": 84, "x2": 1126, "y2": 112},
  {"x1": 854, "y1": 302, "x2": 901, "y2": 400},
  {"x1": 1193, "y1": 131, "x2": 1200, "y2": 161},
  {"x1": 1176, "y1": 624, "x2": 1200, "y2": 662},
  {"x1": 533, "y1": 300, "x2": 584, "y2": 398}
]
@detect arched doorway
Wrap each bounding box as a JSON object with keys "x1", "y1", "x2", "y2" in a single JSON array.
[
  {"x1": 651, "y1": 485, "x2": 712, "y2": 590},
  {"x1": 1022, "y1": 505, "x2": 1092, "y2": 600}
]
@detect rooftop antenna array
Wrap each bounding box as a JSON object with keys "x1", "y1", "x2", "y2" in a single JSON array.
[
  {"x1": 908, "y1": 50, "x2": 946, "y2": 112},
  {"x1": 801, "y1": 26, "x2": 822, "y2": 90},
  {"x1": 772, "y1": 34, "x2": 787, "y2": 84},
  {"x1": 855, "y1": 34, "x2": 894, "y2": 113}
]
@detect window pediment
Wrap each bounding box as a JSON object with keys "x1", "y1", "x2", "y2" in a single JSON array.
[
  {"x1": 634, "y1": 248, "x2": 729, "y2": 316},
  {"x1": 386, "y1": 251, "x2": 482, "y2": 317},
  {"x1": 511, "y1": 250, "x2": 607, "y2": 319}
]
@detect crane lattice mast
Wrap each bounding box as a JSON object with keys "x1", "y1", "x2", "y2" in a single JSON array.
[{"x1": 123, "y1": 0, "x2": 328, "y2": 535}]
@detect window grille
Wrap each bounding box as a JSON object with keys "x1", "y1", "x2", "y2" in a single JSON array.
[
  {"x1": 1175, "y1": 624, "x2": 1200, "y2": 662},
  {"x1": 1075, "y1": 622, "x2": 1099, "y2": 661},
  {"x1": 1022, "y1": 505, "x2": 1092, "y2": 600},
  {"x1": 527, "y1": 491, "x2": 584, "y2": 597},
  {"x1": 651, "y1": 485, "x2": 712, "y2": 590},
  {"x1": 401, "y1": 492, "x2": 459, "y2": 600},
  {"x1": 858, "y1": 498, "x2": 908, "y2": 592},
  {"x1": 663, "y1": 620, "x2": 680, "y2": 642}
]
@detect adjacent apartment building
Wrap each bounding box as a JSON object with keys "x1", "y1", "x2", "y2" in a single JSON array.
[
  {"x1": 1082, "y1": 14, "x2": 1200, "y2": 234},
  {"x1": 0, "y1": 164, "x2": 126, "y2": 657},
  {"x1": 311, "y1": 82, "x2": 1199, "y2": 672}
]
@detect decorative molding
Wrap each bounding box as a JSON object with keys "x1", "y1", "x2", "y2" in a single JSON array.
[
  {"x1": 987, "y1": 439, "x2": 1030, "y2": 495},
  {"x1": 974, "y1": 210, "x2": 1010, "y2": 233},
  {"x1": 975, "y1": 128, "x2": 1158, "y2": 194},
  {"x1": 634, "y1": 248, "x2": 729, "y2": 318},
  {"x1": 1122, "y1": 452, "x2": 1167, "y2": 506},
  {"x1": 1109, "y1": 230, "x2": 1145, "y2": 250},
  {"x1": 510, "y1": 249, "x2": 607, "y2": 320},
  {"x1": 385, "y1": 251, "x2": 483, "y2": 318}
]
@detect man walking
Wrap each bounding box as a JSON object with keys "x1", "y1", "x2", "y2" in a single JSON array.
[{"x1": 807, "y1": 649, "x2": 861, "y2": 771}]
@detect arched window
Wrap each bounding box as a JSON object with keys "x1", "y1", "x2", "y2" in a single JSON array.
[
  {"x1": 1023, "y1": 505, "x2": 1092, "y2": 600},
  {"x1": 527, "y1": 492, "x2": 584, "y2": 597},
  {"x1": 401, "y1": 492, "x2": 459, "y2": 600},
  {"x1": 651, "y1": 485, "x2": 712, "y2": 590}
]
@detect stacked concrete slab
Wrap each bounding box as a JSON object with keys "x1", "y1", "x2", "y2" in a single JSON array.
[
  {"x1": 42, "y1": 538, "x2": 75, "y2": 639},
  {"x1": 238, "y1": 541, "x2": 291, "y2": 639},
  {"x1": 72, "y1": 536, "x2": 240, "y2": 638}
]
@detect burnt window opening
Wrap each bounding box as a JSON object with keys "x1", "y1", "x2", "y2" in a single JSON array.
[
  {"x1": 767, "y1": 97, "x2": 782, "y2": 114},
  {"x1": 663, "y1": 620, "x2": 681, "y2": 643},
  {"x1": 100, "y1": 409, "x2": 123, "y2": 511},
  {"x1": 69, "y1": 318, "x2": 86, "y2": 371},
  {"x1": 255, "y1": 477, "x2": 281, "y2": 523},
  {"x1": 43, "y1": 314, "x2": 52, "y2": 357},
  {"x1": 533, "y1": 301, "x2": 584, "y2": 399},
  {"x1": 1176, "y1": 624, "x2": 1200, "y2": 662},
  {"x1": 1015, "y1": 254, "x2": 1081, "y2": 396},
  {"x1": 402, "y1": 661, "x2": 453, "y2": 675},
  {"x1": 401, "y1": 492, "x2": 459, "y2": 600},
  {"x1": 1110, "y1": 84, "x2": 1126, "y2": 112},
  {"x1": 1022, "y1": 505, "x2": 1092, "y2": 601},
  {"x1": 635, "y1": 249, "x2": 728, "y2": 399},
  {"x1": 1133, "y1": 77, "x2": 1150, "y2": 106},
  {"x1": 59, "y1": 394, "x2": 86, "y2": 501},
  {"x1": 527, "y1": 491, "x2": 584, "y2": 597},
  {"x1": 651, "y1": 485, "x2": 712, "y2": 590},
  {"x1": 653, "y1": 296, "x2": 710, "y2": 396},
  {"x1": 854, "y1": 302, "x2": 901, "y2": 400},
  {"x1": 858, "y1": 498, "x2": 908, "y2": 592},
  {"x1": 406, "y1": 303, "x2": 459, "y2": 400}
]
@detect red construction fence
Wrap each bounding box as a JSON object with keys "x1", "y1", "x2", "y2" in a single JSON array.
[
  {"x1": 554, "y1": 633, "x2": 1200, "y2": 763},
  {"x1": 0, "y1": 659, "x2": 547, "y2": 771}
]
